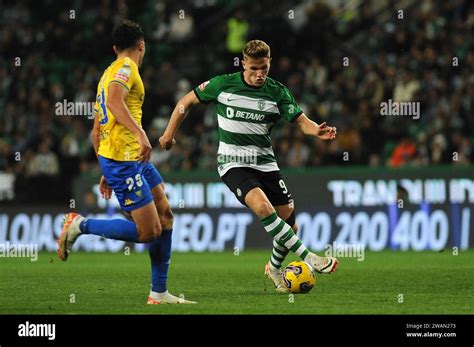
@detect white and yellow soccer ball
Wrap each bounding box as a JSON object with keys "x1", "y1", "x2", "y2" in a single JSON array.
[{"x1": 282, "y1": 261, "x2": 316, "y2": 294}]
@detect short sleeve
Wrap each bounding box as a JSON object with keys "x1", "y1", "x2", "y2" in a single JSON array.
[
  {"x1": 194, "y1": 75, "x2": 224, "y2": 103},
  {"x1": 109, "y1": 58, "x2": 135, "y2": 91},
  {"x1": 278, "y1": 87, "x2": 303, "y2": 122}
]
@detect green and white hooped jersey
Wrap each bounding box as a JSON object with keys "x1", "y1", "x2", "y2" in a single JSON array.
[{"x1": 194, "y1": 72, "x2": 302, "y2": 177}]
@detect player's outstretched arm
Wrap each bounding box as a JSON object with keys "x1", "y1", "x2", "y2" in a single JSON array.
[
  {"x1": 295, "y1": 113, "x2": 337, "y2": 140},
  {"x1": 159, "y1": 90, "x2": 200, "y2": 150}
]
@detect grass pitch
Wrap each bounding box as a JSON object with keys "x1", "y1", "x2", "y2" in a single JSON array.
[{"x1": 0, "y1": 250, "x2": 473, "y2": 314}]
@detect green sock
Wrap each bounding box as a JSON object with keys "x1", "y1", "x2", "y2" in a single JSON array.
[{"x1": 261, "y1": 212, "x2": 309, "y2": 259}]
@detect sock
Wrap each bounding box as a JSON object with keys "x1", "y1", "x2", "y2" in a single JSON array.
[
  {"x1": 261, "y1": 212, "x2": 309, "y2": 259},
  {"x1": 79, "y1": 219, "x2": 140, "y2": 242},
  {"x1": 270, "y1": 239, "x2": 289, "y2": 269},
  {"x1": 149, "y1": 229, "x2": 172, "y2": 293}
]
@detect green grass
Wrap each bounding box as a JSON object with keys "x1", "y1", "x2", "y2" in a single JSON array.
[{"x1": 0, "y1": 250, "x2": 473, "y2": 314}]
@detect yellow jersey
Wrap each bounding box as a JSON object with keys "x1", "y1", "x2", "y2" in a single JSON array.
[{"x1": 95, "y1": 57, "x2": 145, "y2": 161}]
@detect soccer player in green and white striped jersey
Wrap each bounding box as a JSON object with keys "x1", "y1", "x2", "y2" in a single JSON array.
[{"x1": 160, "y1": 40, "x2": 338, "y2": 292}]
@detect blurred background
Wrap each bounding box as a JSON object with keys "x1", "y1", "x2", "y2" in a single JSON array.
[
  {"x1": 0, "y1": 0, "x2": 473, "y2": 252},
  {"x1": 1, "y1": 0, "x2": 473, "y2": 202}
]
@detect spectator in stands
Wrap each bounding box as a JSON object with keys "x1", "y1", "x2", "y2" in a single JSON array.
[
  {"x1": 389, "y1": 137, "x2": 417, "y2": 167},
  {"x1": 0, "y1": 0, "x2": 472, "y2": 206}
]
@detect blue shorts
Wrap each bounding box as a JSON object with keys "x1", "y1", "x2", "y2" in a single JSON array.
[{"x1": 98, "y1": 155, "x2": 163, "y2": 212}]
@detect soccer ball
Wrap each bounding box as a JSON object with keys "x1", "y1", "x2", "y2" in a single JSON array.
[{"x1": 282, "y1": 261, "x2": 316, "y2": 294}]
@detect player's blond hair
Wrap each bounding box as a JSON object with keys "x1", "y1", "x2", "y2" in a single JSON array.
[{"x1": 243, "y1": 40, "x2": 271, "y2": 60}]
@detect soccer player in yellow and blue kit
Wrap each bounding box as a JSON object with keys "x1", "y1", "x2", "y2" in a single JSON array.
[{"x1": 57, "y1": 20, "x2": 195, "y2": 304}]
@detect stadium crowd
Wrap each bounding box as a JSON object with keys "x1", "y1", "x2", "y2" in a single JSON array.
[{"x1": 0, "y1": 0, "x2": 472, "y2": 202}]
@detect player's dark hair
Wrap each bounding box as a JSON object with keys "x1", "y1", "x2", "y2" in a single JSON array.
[{"x1": 112, "y1": 19, "x2": 144, "y2": 51}]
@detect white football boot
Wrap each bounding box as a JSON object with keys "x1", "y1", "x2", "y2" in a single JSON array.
[
  {"x1": 304, "y1": 253, "x2": 338, "y2": 274},
  {"x1": 57, "y1": 213, "x2": 84, "y2": 261},
  {"x1": 264, "y1": 262, "x2": 289, "y2": 293},
  {"x1": 147, "y1": 291, "x2": 197, "y2": 304}
]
